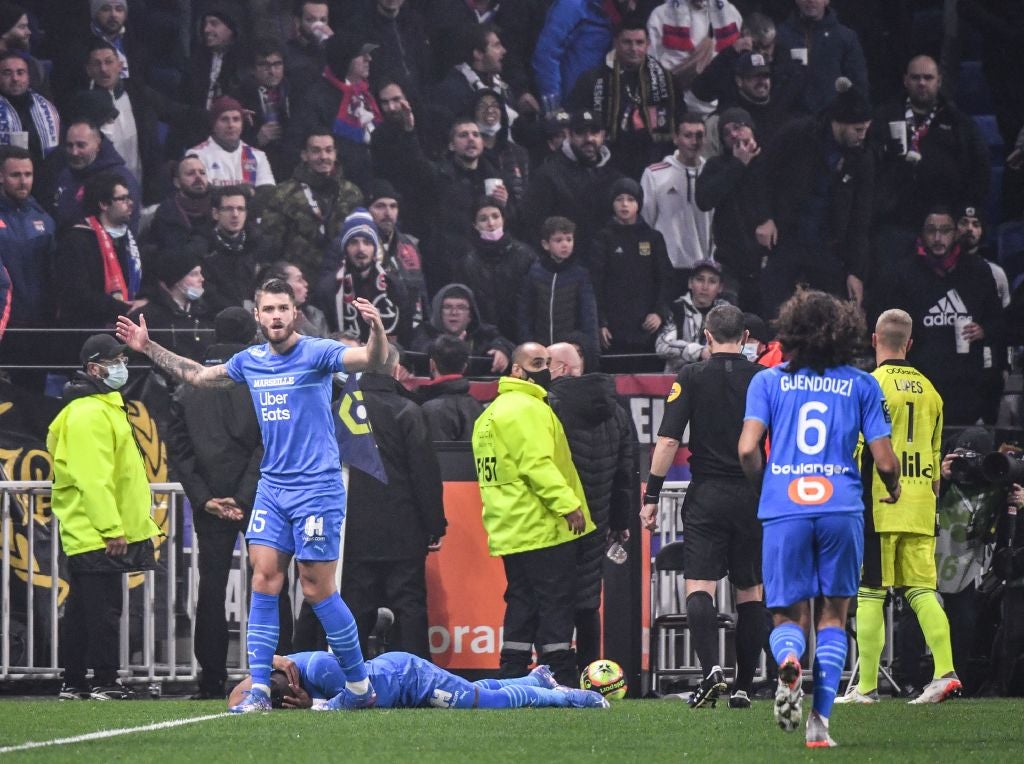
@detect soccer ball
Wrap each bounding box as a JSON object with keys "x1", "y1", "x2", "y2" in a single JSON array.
[{"x1": 580, "y1": 659, "x2": 627, "y2": 700}]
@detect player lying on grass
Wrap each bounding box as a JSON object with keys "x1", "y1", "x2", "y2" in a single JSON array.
[{"x1": 227, "y1": 651, "x2": 611, "y2": 710}]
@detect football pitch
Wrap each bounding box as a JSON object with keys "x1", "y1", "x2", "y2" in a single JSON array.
[{"x1": 0, "y1": 698, "x2": 1021, "y2": 762}]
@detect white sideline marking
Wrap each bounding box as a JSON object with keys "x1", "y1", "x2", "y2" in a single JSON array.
[{"x1": 0, "y1": 712, "x2": 233, "y2": 754}]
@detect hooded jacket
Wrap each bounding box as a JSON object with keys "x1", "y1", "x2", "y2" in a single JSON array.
[
  {"x1": 415, "y1": 374, "x2": 484, "y2": 442},
  {"x1": 409, "y1": 283, "x2": 514, "y2": 376},
  {"x1": 548, "y1": 373, "x2": 637, "y2": 609},
  {"x1": 46, "y1": 374, "x2": 160, "y2": 557},
  {"x1": 472, "y1": 375, "x2": 595, "y2": 556},
  {"x1": 532, "y1": 0, "x2": 614, "y2": 101},
  {"x1": 656, "y1": 292, "x2": 729, "y2": 373}
]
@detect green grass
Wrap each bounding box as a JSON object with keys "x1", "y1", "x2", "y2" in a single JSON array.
[{"x1": 1, "y1": 697, "x2": 1022, "y2": 762}]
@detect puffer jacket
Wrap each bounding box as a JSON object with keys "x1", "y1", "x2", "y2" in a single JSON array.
[
  {"x1": 532, "y1": 0, "x2": 613, "y2": 101},
  {"x1": 656, "y1": 292, "x2": 729, "y2": 373},
  {"x1": 517, "y1": 252, "x2": 599, "y2": 352},
  {"x1": 548, "y1": 373, "x2": 638, "y2": 609}
]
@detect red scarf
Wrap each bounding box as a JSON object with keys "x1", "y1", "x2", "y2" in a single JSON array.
[
  {"x1": 916, "y1": 238, "x2": 962, "y2": 276},
  {"x1": 86, "y1": 215, "x2": 130, "y2": 300}
]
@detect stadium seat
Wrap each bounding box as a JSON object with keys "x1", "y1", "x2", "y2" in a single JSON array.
[
  {"x1": 647, "y1": 541, "x2": 735, "y2": 696},
  {"x1": 998, "y1": 221, "x2": 1024, "y2": 283},
  {"x1": 958, "y1": 61, "x2": 995, "y2": 116},
  {"x1": 973, "y1": 114, "x2": 1005, "y2": 166}
]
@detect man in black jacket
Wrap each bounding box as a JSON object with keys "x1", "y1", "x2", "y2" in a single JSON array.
[
  {"x1": 754, "y1": 81, "x2": 874, "y2": 317},
  {"x1": 884, "y1": 206, "x2": 1004, "y2": 426},
  {"x1": 416, "y1": 335, "x2": 484, "y2": 442},
  {"x1": 869, "y1": 55, "x2": 991, "y2": 281},
  {"x1": 340, "y1": 344, "x2": 447, "y2": 658},
  {"x1": 695, "y1": 107, "x2": 767, "y2": 314},
  {"x1": 547, "y1": 341, "x2": 637, "y2": 672},
  {"x1": 165, "y1": 307, "x2": 265, "y2": 699}
]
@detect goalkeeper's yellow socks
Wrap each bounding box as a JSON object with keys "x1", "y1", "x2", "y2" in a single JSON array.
[
  {"x1": 906, "y1": 587, "x2": 956, "y2": 678},
  {"x1": 855, "y1": 586, "x2": 886, "y2": 695}
]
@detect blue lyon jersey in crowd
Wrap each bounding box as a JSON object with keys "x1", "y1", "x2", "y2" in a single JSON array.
[
  {"x1": 291, "y1": 651, "x2": 474, "y2": 709},
  {"x1": 225, "y1": 337, "x2": 349, "y2": 488},
  {"x1": 744, "y1": 365, "x2": 891, "y2": 520}
]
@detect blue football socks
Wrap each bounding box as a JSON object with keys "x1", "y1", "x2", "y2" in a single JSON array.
[
  {"x1": 312, "y1": 592, "x2": 368, "y2": 683},
  {"x1": 812, "y1": 626, "x2": 848, "y2": 720},
  {"x1": 769, "y1": 621, "x2": 806, "y2": 666},
  {"x1": 246, "y1": 592, "x2": 280, "y2": 690}
]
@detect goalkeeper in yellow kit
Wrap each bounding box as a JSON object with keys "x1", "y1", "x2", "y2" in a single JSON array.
[{"x1": 843, "y1": 309, "x2": 961, "y2": 704}]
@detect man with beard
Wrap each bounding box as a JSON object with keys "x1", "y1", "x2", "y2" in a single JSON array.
[
  {"x1": 410, "y1": 283, "x2": 513, "y2": 375},
  {"x1": 883, "y1": 207, "x2": 1003, "y2": 425},
  {"x1": 116, "y1": 282, "x2": 390, "y2": 714},
  {"x1": 0, "y1": 52, "x2": 60, "y2": 165},
  {"x1": 869, "y1": 55, "x2": 990, "y2": 279},
  {"x1": 261, "y1": 130, "x2": 363, "y2": 282},
  {"x1": 432, "y1": 23, "x2": 522, "y2": 127},
  {"x1": 190, "y1": 96, "x2": 276, "y2": 191},
  {"x1": 286, "y1": 2, "x2": 334, "y2": 100},
  {"x1": 569, "y1": 17, "x2": 677, "y2": 179},
  {"x1": 522, "y1": 110, "x2": 623, "y2": 253},
  {"x1": 0, "y1": 3, "x2": 48, "y2": 95},
  {"x1": 148, "y1": 155, "x2": 214, "y2": 252}
]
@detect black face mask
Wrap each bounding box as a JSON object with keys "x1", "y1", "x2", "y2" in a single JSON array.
[{"x1": 523, "y1": 367, "x2": 552, "y2": 390}]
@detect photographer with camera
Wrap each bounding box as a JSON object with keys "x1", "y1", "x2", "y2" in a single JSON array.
[{"x1": 936, "y1": 428, "x2": 1024, "y2": 695}]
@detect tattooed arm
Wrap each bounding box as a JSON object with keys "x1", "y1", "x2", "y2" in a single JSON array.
[{"x1": 116, "y1": 314, "x2": 235, "y2": 388}]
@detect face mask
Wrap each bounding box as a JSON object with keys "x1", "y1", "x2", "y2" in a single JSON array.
[
  {"x1": 103, "y1": 361, "x2": 129, "y2": 390},
  {"x1": 741, "y1": 342, "x2": 759, "y2": 362},
  {"x1": 184, "y1": 285, "x2": 205, "y2": 301},
  {"x1": 478, "y1": 227, "x2": 504, "y2": 242},
  {"x1": 479, "y1": 122, "x2": 502, "y2": 137},
  {"x1": 104, "y1": 223, "x2": 128, "y2": 238},
  {"x1": 523, "y1": 367, "x2": 551, "y2": 390}
]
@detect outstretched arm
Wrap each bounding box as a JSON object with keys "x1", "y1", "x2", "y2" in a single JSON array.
[
  {"x1": 116, "y1": 313, "x2": 234, "y2": 388},
  {"x1": 337, "y1": 298, "x2": 387, "y2": 372}
]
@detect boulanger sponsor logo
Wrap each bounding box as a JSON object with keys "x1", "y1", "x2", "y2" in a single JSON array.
[
  {"x1": 770, "y1": 462, "x2": 850, "y2": 477},
  {"x1": 787, "y1": 476, "x2": 834, "y2": 505},
  {"x1": 923, "y1": 289, "x2": 968, "y2": 327}
]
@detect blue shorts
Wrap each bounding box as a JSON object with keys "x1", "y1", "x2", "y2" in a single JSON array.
[
  {"x1": 762, "y1": 513, "x2": 864, "y2": 608},
  {"x1": 247, "y1": 481, "x2": 345, "y2": 561}
]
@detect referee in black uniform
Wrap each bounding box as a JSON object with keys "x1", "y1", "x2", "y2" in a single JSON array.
[{"x1": 641, "y1": 304, "x2": 769, "y2": 709}]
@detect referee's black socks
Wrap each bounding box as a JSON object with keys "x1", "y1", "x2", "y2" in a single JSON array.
[
  {"x1": 735, "y1": 601, "x2": 769, "y2": 695},
  {"x1": 685, "y1": 591, "x2": 719, "y2": 675}
]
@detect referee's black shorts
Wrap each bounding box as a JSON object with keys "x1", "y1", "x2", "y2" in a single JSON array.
[{"x1": 681, "y1": 477, "x2": 763, "y2": 588}]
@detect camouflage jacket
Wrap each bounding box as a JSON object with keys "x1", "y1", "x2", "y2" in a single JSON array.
[{"x1": 259, "y1": 162, "x2": 363, "y2": 278}]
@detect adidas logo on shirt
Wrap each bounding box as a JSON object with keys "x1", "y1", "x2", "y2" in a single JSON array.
[{"x1": 922, "y1": 289, "x2": 968, "y2": 327}]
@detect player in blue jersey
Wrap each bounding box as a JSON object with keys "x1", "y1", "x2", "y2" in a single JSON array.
[
  {"x1": 116, "y1": 278, "x2": 388, "y2": 714},
  {"x1": 226, "y1": 651, "x2": 610, "y2": 710},
  {"x1": 737, "y1": 291, "x2": 901, "y2": 749}
]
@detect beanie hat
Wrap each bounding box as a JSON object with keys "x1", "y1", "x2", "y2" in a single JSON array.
[
  {"x1": 215, "y1": 306, "x2": 256, "y2": 345},
  {"x1": 743, "y1": 312, "x2": 771, "y2": 343},
  {"x1": 91, "y1": 0, "x2": 126, "y2": 17},
  {"x1": 956, "y1": 202, "x2": 985, "y2": 229},
  {"x1": 207, "y1": 95, "x2": 244, "y2": 128},
  {"x1": 954, "y1": 427, "x2": 993, "y2": 454},
  {"x1": 202, "y1": 2, "x2": 240, "y2": 36},
  {"x1": 609, "y1": 177, "x2": 643, "y2": 210},
  {"x1": 828, "y1": 77, "x2": 872, "y2": 124},
  {"x1": 718, "y1": 106, "x2": 753, "y2": 131},
  {"x1": 0, "y1": 3, "x2": 26, "y2": 34},
  {"x1": 156, "y1": 245, "x2": 202, "y2": 287},
  {"x1": 365, "y1": 178, "x2": 401, "y2": 206},
  {"x1": 339, "y1": 208, "x2": 381, "y2": 251},
  {"x1": 324, "y1": 31, "x2": 378, "y2": 75}
]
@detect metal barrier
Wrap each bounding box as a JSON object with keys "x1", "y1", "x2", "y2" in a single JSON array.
[{"x1": 1, "y1": 480, "x2": 256, "y2": 689}]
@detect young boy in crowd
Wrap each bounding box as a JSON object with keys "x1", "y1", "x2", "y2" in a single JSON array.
[{"x1": 517, "y1": 216, "x2": 599, "y2": 356}]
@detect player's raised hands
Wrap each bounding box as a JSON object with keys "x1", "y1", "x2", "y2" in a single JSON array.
[{"x1": 116, "y1": 313, "x2": 149, "y2": 352}]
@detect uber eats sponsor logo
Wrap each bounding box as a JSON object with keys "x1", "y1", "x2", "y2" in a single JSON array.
[
  {"x1": 258, "y1": 390, "x2": 291, "y2": 420},
  {"x1": 923, "y1": 289, "x2": 968, "y2": 327}
]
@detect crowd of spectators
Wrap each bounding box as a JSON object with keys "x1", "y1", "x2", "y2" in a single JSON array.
[{"x1": 0, "y1": 1, "x2": 1019, "y2": 428}]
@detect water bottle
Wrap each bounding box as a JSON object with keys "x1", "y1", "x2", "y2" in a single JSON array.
[{"x1": 606, "y1": 542, "x2": 628, "y2": 565}]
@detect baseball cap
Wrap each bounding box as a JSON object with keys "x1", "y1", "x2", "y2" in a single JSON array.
[
  {"x1": 735, "y1": 52, "x2": 770, "y2": 77},
  {"x1": 570, "y1": 109, "x2": 603, "y2": 132},
  {"x1": 80, "y1": 334, "x2": 127, "y2": 366}
]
